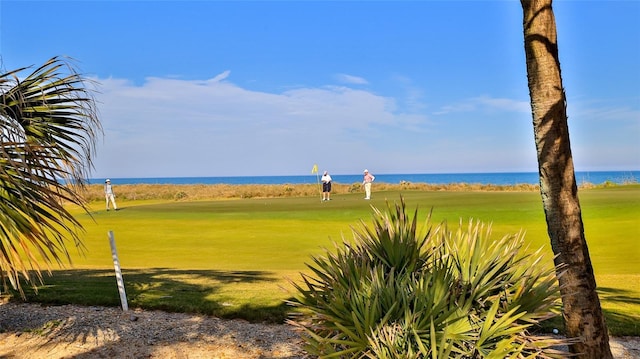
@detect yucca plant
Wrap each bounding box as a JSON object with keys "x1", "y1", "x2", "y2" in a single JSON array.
[{"x1": 288, "y1": 197, "x2": 573, "y2": 358}]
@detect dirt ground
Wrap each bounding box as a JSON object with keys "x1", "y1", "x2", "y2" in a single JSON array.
[
  {"x1": 0, "y1": 302, "x2": 308, "y2": 358},
  {"x1": 0, "y1": 302, "x2": 638, "y2": 358}
]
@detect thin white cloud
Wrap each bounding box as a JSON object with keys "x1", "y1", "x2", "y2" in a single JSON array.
[
  {"x1": 93, "y1": 76, "x2": 436, "y2": 177},
  {"x1": 209, "y1": 70, "x2": 231, "y2": 83},
  {"x1": 334, "y1": 73, "x2": 369, "y2": 85},
  {"x1": 90, "y1": 76, "x2": 634, "y2": 178},
  {"x1": 566, "y1": 99, "x2": 640, "y2": 170},
  {"x1": 435, "y1": 95, "x2": 529, "y2": 115}
]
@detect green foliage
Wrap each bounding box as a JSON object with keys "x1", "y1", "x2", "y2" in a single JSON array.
[
  {"x1": 289, "y1": 197, "x2": 572, "y2": 358},
  {"x1": 0, "y1": 56, "x2": 101, "y2": 297}
]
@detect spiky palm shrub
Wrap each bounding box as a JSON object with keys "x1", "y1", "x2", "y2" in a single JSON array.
[{"x1": 288, "y1": 198, "x2": 572, "y2": 358}]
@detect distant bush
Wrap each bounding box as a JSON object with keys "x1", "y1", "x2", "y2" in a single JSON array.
[
  {"x1": 174, "y1": 191, "x2": 188, "y2": 200},
  {"x1": 288, "y1": 198, "x2": 572, "y2": 358}
]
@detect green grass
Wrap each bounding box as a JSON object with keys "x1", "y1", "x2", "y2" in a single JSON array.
[{"x1": 6, "y1": 185, "x2": 640, "y2": 335}]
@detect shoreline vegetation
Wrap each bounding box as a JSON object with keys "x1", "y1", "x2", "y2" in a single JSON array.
[{"x1": 79, "y1": 181, "x2": 631, "y2": 202}]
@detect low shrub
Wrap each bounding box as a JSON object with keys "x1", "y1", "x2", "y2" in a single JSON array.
[
  {"x1": 288, "y1": 197, "x2": 573, "y2": 358},
  {"x1": 77, "y1": 182, "x2": 543, "y2": 203}
]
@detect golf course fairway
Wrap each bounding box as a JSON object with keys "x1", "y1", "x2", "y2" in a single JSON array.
[{"x1": 17, "y1": 185, "x2": 640, "y2": 335}]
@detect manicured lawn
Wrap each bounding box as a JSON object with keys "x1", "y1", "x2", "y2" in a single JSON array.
[{"x1": 11, "y1": 186, "x2": 640, "y2": 335}]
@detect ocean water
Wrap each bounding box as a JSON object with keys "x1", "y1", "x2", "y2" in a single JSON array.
[{"x1": 90, "y1": 171, "x2": 639, "y2": 186}]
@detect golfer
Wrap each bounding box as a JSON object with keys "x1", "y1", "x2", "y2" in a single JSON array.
[
  {"x1": 104, "y1": 179, "x2": 118, "y2": 211},
  {"x1": 321, "y1": 171, "x2": 332, "y2": 201},
  {"x1": 362, "y1": 169, "x2": 375, "y2": 200}
]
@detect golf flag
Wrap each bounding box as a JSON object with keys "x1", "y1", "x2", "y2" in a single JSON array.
[{"x1": 311, "y1": 164, "x2": 318, "y2": 174}]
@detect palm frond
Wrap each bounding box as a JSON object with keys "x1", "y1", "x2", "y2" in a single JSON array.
[{"x1": 0, "y1": 56, "x2": 102, "y2": 297}]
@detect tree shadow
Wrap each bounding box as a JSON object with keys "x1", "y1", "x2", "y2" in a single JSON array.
[
  {"x1": 0, "y1": 302, "x2": 305, "y2": 359},
  {"x1": 0, "y1": 268, "x2": 306, "y2": 358},
  {"x1": 597, "y1": 286, "x2": 640, "y2": 336},
  {"x1": 598, "y1": 286, "x2": 640, "y2": 306},
  {"x1": 8, "y1": 268, "x2": 294, "y2": 323}
]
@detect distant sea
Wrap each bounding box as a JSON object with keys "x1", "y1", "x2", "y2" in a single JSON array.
[{"x1": 90, "y1": 171, "x2": 639, "y2": 186}]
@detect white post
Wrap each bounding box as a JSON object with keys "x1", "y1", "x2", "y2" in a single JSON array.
[{"x1": 108, "y1": 230, "x2": 129, "y2": 311}]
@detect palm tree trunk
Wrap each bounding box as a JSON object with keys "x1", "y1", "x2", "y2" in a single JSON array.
[{"x1": 520, "y1": 1, "x2": 612, "y2": 357}]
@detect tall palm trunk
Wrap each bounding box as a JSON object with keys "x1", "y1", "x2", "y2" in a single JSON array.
[{"x1": 520, "y1": 1, "x2": 612, "y2": 357}]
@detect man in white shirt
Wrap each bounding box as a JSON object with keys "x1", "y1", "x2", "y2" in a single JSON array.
[
  {"x1": 321, "y1": 171, "x2": 332, "y2": 201},
  {"x1": 104, "y1": 179, "x2": 118, "y2": 211}
]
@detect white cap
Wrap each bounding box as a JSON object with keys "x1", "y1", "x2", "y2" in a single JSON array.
[
  {"x1": 105, "y1": 179, "x2": 111, "y2": 182},
  {"x1": 364, "y1": 169, "x2": 368, "y2": 173}
]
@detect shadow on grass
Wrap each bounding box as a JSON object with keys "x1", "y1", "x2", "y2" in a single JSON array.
[
  {"x1": 10, "y1": 268, "x2": 295, "y2": 324},
  {"x1": 536, "y1": 287, "x2": 639, "y2": 336},
  {"x1": 597, "y1": 286, "x2": 640, "y2": 336},
  {"x1": 7, "y1": 271, "x2": 638, "y2": 337},
  {"x1": 598, "y1": 286, "x2": 640, "y2": 306}
]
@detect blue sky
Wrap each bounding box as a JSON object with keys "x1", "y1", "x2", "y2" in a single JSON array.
[{"x1": 1, "y1": 1, "x2": 638, "y2": 178}]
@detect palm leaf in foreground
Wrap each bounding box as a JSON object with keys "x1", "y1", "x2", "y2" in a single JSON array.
[{"x1": 0, "y1": 56, "x2": 101, "y2": 297}]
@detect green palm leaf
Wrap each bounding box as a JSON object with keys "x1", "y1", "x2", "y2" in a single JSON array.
[{"x1": 0, "y1": 56, "x2": 102, "y2": 297}]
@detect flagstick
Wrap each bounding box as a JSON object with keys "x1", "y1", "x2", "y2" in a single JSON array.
[{"x1": 311, "y1": 164, "x2": 322, "y2": 202}]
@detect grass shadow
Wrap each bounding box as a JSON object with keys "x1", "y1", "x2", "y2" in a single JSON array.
[
  {"x1": 534, "y1": 287, "x2": 640, "y2": 336},
  {"x1": 7, "y1": 268, "x2": 294, "y2": 323},
  {"x1": 597, "y1": 286, "x2": 640, "y2": 336},
  {"x1": 598, "y1": 286, "x2": 640, "y2": 306}
]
